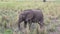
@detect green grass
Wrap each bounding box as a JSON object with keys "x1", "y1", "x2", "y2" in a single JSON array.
[{"x1": 0, "y1": 1, "x2": 60, "y2": 34}]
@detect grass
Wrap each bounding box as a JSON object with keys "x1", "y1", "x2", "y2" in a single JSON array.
[{"x1": 0, "y1": 1, "x2": 60, "y2": 34}]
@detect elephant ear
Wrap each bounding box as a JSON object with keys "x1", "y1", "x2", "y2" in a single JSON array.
[{"x1": 26, "y1": 13, "x2": 33, "y2": 21}]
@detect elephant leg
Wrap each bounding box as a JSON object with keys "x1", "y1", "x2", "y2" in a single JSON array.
[
  {"x1": 18, "y1": 18, "x2": 23, "y2": 30},
  {"x1": 24, "y1": 21, "x2": 27, "y2": 28},
  {"x1": 38, "y1": 19, "x2": 45, "y2": 33},
  {"x1": 28, "y1": 21, "x2": 32, "y2": 30},
  {"x1": 18, "y1": 21, "x2": 21, "y2": 30},
  {"x1": 38, "y1": 19, "x2": 44, "y2": 29}
]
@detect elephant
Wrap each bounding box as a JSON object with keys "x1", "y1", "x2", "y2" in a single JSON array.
[{"x1": 18, "y1": 9, "x2": 44, "y2": 30}]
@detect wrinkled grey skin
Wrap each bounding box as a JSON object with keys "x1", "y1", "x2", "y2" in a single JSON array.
[{"x1": 18, "y1": 9, "x2": 44, "y2": 30}]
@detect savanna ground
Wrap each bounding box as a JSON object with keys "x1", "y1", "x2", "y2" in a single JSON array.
[{"x1": 0, "y1": 1, "x2": 60, "y2": 34}]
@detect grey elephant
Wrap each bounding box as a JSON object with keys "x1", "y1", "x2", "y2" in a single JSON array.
[{"x1": 18, "y1": 9, "x2": 44, "y2": 30}]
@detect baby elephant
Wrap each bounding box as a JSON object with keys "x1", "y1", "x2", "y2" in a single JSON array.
[{"x1": 18, "y1": 9, "x2": 44, "y2": 30}]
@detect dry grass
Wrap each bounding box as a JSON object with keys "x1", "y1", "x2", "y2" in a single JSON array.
[{"x1": 0, "y1": 1, "x2": 60, "y2": 34}]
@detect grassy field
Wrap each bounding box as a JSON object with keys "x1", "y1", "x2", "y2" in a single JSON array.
[{"x1": 0, "y1": 1, "x2": 60, "y2": 34}]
